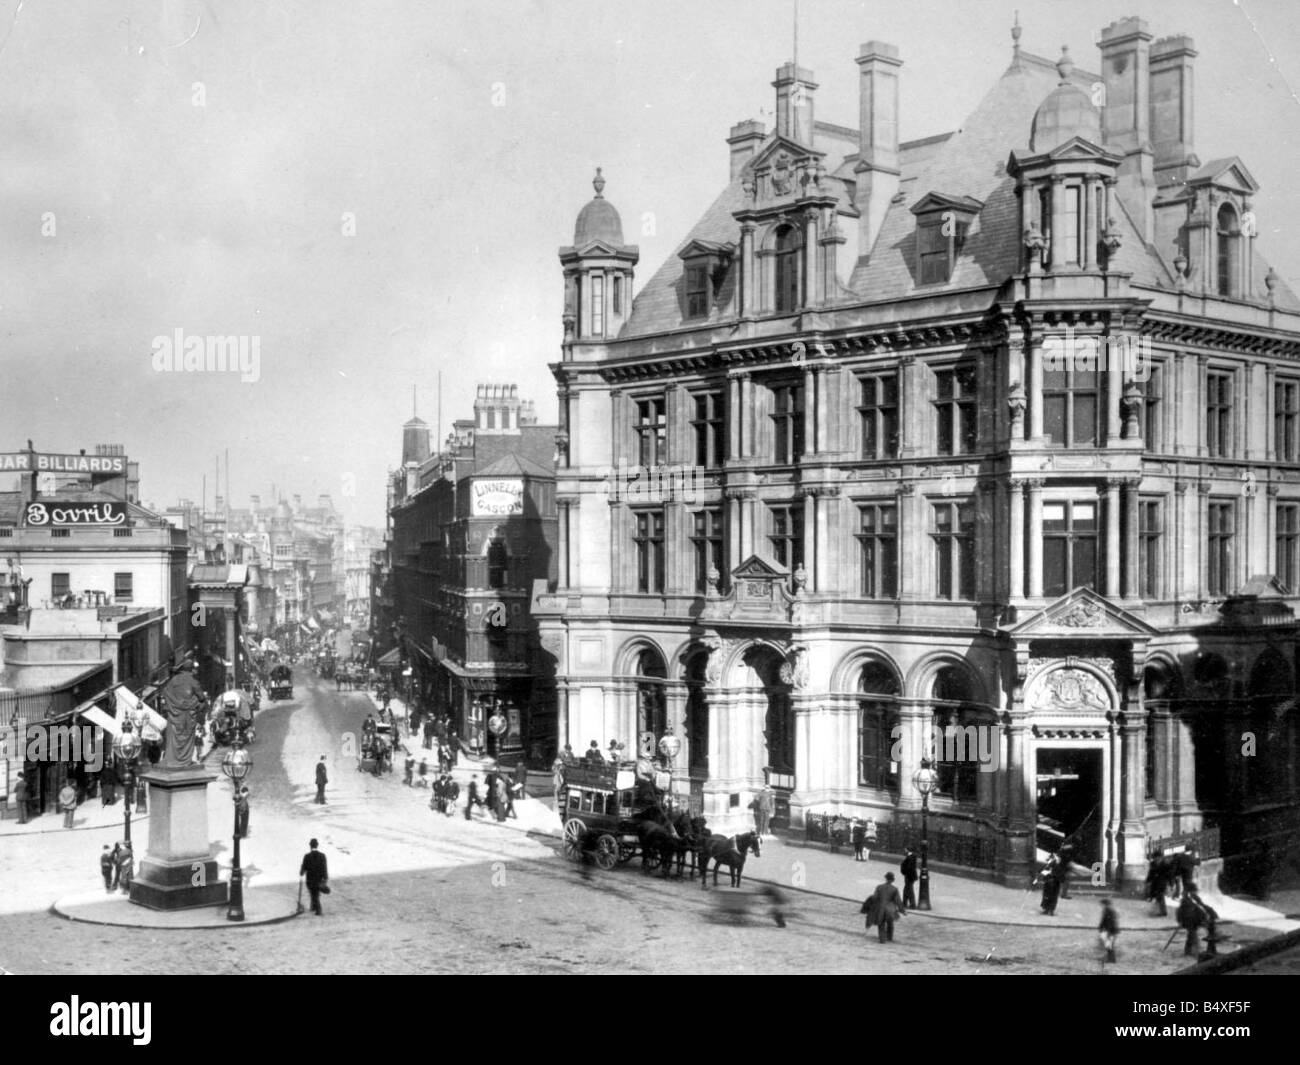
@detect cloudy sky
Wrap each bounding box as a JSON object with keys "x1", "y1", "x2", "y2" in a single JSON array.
[{"x1": 2, "y1": 0, "x2": 1298, "y2": 528}]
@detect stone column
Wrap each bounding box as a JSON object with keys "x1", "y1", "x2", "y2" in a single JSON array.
[
  {"x1": 803, "y1": 209, "x2": 819, "y2": 308},
  {"x1": 1083, "y1": 176, "x2": 1098, "y2": 270},
  {"x1": 740, "y1": 222, "x2": 756, "y2": 319},
  {"x1": 815, "y1": 489, "x2": 833, "y2": 593},
  {"x1": 1028, "y1": 339, "x2": 1044, "y2": 441},
  {"x1": 802, "y1": 490, "x2": 816, "y2": 592},
  {"x1": 557, "y1": 501, "x2": 570, "y2": 589},
  {"x1": 1123, "y1": 479, "x2": 1140, "y2": 599},
  {"x1": 1108, "y1": 347, "x2": 1124, "y2": 442},
  {"x1": 896, "y1": 700, "x2": 928, "y2": 811},
  {"x1": 727, "y1": 493, "x2": 741, "y2": 571},
  {"x1": 1008, "y1": 479, "x2": 1024, "y2": 601},
  {"x1": 1026, "y1": 479, "x2": 1044, "y2": 598},
  {"x1": 742, "y1": 375, "x2": 755, "y2": 459},
  {"x1": 1105, "y1": 479, "x2": 1122, "y2": 597},
  {"x1": 1002, "y1": 713, "x2": 1035, "y2": 883},
  {"x1": 743, "y1": 491, "x2": 757, "y2": 558},
  {"x1": 1118, "y1": 714, "x2": 1148, "y2": 885},
  {"x1": 728, "y1": 376, "x2": 741, "y2": 460},
  {"x1": 803, "y1": 366, "x2": 816, "y2": 457}
]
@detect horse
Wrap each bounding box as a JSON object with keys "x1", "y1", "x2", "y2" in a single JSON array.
[{"x1": 699, "y1": 831, "x2": 762, "y2": 888}]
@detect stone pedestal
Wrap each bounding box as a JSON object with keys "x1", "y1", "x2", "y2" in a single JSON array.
[{"x1": 130, "y1": 765, "x2": 228, "y2": 911}]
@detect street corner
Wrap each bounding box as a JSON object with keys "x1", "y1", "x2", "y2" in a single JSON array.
[{"x1": 52, "y1": 887, "x2": 302, "y2": 929}]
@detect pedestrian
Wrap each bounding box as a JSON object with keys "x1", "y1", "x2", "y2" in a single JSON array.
[
  {"x1": 100, "y1": 845, "x2": 116, "y2": 893},
  {"x1": 59, "y1": 779, "x2": 78, "y2": 829},
  {"x1": 1176, "y1": 849, "x2": 1199, "y2": 897},
  {"x1": 584, "y1": 740, "x2": 604, "y2": 765},
  {"x1": 493, "y1": 776, "x2": 508, "y2": 822},
  {"x1": 1036, "y1": 854, "x2": 1061, "y2": 916},
  {"x1": 552, "y1": 751, "x2": 566, "y2": 804},
  {"x1": 14, "y1": 772, "x2": 29, "y2": 824},
  {"x1": 1057, "y1": 843, "x2": 1075, "y2": 899},
  {"x1": 1145, "y1": 855, "x2": 1168, "y2": 917},
  {"x1": 900, "y1": 848, "x2": 919, "y2": 911},
  {"x1": 508, "y1": 764, "x2": 526, "y2": 818},
  {"x1": 117, "y1": 843, "x2": 134, "y2": 895},
  {"x1": 235, "y1": 786, "x2": 250, "y2": 838},
  {"x1": 1097, "y1": 898, "x2": 1119, "y2": 964},
  {"x1": 864, "y1": 816, "x2": 878, "y2": 859},
  {"x1": 418, "y1": 758, "x2": 429, "y2": 787},
  {"x1": 748, "y1": 794, "x2": 764, "y2": 836},
  {"x1": 423, "y1": 718, "x2": 434, "y2": 750},
  {"x1": 404, "y1": 756, "x2": 415, "y2": 786},
  {"x1": 299, "y1": 838, "x2": 329, "y2": 916},
  {"x1": 861, "y1": 871, "x2": 905, "y2": 943},
  {"x1": 443, "y1": 774, "x2": 459, "y2": 816},
  {"x1": 760, "y1": 786, "x2": 776, "y2": 838},
  {"x1": 758, "y1": 883, "x2": 789, "y2": 928},
  {"x1": 100, "y1": 766, "x2": 117, "y2": 807},
  {"x1": 111, "y1": 842, "x2": 123, "y2": 889},
  {"x1": 1177, "y1": 890, "x2": 1219, "y2": 958},
  {"x1": 465, "y1": 775, "x2": 481, "y2": 820},
  {"x1": 315, "y1": 755, "x2": 328, "y2": 804},
  {"x1": 851, "y1": 820, "x2": 866, "y2": 861}
]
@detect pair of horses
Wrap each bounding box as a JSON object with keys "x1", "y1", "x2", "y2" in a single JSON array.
[{"x1": 635, "y1": 806, "x2": 762, "y2": 887}]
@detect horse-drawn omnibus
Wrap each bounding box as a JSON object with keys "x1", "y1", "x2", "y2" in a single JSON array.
[{"x1": 559, "y1": 762, "x2": 669, "y2": 871}]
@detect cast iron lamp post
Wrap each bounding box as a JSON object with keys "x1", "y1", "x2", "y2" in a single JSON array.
[
  {"x1": 221, "y1": 740, "x2": 253, "y2": 921},
  {"x1": 913, "y1": 758, "x2": 937, "y2": 911},
  {"x1": 113, "y1": 721, "x2": 142, "y2": 846}
]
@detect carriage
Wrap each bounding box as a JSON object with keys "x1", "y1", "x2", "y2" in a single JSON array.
[
  {"x1": 268, "y1": 664, "x2": 293, "y2": 701},
  {"x1": 559, "y1": 761, "x2": 675, "y2": 871}
]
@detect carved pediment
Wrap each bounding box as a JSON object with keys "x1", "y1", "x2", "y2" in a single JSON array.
[
  {"x1": 1188, "y1": 157, "x2": 1260, "y2": 195},
  {"x1": 678, "y1": 239, "x2": 736, "y2": 261},
  {"x1": 731, "y1": 553, "x2": 789, "y2": 580},
  {"x1": 909, "y1": 191, "x2": 984, "y2": 217},
  {"x1": 1009, "y1": 587, "x2": 1159, "y2": 638}
]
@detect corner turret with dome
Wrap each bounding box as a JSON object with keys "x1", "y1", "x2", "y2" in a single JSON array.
[{"x1": 559, "y1": 169, "x2": 639, "y2": 345}]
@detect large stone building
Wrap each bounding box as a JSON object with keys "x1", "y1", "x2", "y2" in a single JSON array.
[{"x1": 533, "y1": 16, "x2": 1300, "y2": 889}]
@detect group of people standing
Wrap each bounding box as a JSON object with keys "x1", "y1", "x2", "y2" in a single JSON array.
[
  {"x1": 463, "y1": 766, "x2": 527, "y2": 821},
  {"x1": 98, "y1": 842, "x2": 134, "y2": 894}
]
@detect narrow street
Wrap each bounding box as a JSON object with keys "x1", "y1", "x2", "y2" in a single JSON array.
[{"x1": 0, "y1": 671, "x2": 1281, "y2": 974}]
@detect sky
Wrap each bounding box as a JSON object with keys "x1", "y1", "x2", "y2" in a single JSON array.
[{"x1": 2, "y1": 0, "x2": 1299, "y2": 528}]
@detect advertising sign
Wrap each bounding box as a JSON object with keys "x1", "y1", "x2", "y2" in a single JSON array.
[
  {"x1": 24, "y1": 500, "x2": 129, "y2": 527},
  {"x1": 0, "y1": 452, "x2": 128, "y2": 474},
  {"x1": 471, "y1": 478, "x2": 524, "y2": 517}
]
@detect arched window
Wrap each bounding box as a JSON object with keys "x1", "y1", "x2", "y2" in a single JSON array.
[
  {"x1": 1217, "y1": 204, "x2": 1240, "y2": 298},
  {"x1": 931, "y1": 666, "x2": 981, "y2": 802},
  {"x1": 773, "y1": 225, "x2": 801, "y2": 313},
  {"x1": 858, "y1": 661, "x2": 900, "y2": 789},
  {"x1": 636, "y1": 648, "x2": 667, "y2": 749}
]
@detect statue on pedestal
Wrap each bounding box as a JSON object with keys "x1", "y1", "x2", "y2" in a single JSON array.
[{"x1": 159, "y1": 660, "x2": 209, "y2": 769}]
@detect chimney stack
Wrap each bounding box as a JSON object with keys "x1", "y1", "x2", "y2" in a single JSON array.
[
  {"x1": 854, "y1": 41, "x2": 902, "y2": 259},
  {"x1": 727, "y1": 119, "x2": 766, "y2": 182},
  {"x1": 292, "y1": 494, "x2": 301, "y2": 512},
  {"x1": 1149, "y1": 35, "x2": 1197, "y2": 185},
  {"x1": 250, "y1": 494, "x2": 261, "y2": 511},
  {"x1": 772, "y1": 63, "x2": 817, "y2": 144},
  {"x1": 1099, "y1": 17, "x2": 1155, "y2": 242}
]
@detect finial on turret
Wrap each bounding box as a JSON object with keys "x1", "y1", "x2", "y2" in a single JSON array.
[
  {"x1": 593, "y1": 167, "x2": 606, "y2": 198},
  {"x1": 1012, "y1": 10, "x2": 1022, "y2": 49},
  {"x1": 1056, "y1": 45, "x2": 1073, "y2": 82}
]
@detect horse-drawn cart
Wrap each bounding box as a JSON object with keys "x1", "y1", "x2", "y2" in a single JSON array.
[{"x1": 268, "y1": 663, "x2": 293, "y2": 701}]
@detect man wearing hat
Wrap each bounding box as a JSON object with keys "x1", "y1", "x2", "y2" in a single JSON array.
[
  {"x1": 14, "y1": 772, "x2": 29, "y2": 824},
  {"x1": 299, "y1": 838, "x2": 329, "y2": 916},
  {"x1": 314, "y1": 755, "x2": 328, "y2": 804},
  {"x1": 900, "y1": 848, "x2": 919, "y2": 911},
  {"x1": 861, "y1": 871, "x2": 905, "y2": 943}
]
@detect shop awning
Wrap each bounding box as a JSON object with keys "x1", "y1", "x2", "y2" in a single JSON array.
[{"x1": 377, "y1": 648, "x2": 401, "y2": 668}]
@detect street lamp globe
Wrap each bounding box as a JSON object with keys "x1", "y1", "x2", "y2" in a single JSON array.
[
  {"x1": 221, "y1": 744, "x2": 253, "y2": 784},
  {"x1": 114, "y1": 721, "x2": 141, "y2": 764},
  {"x1": 912, "y1": 757, "x2": 937, "y2": 796}
]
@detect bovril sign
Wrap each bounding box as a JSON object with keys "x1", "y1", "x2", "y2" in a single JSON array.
[
  {"x1": 471, "y1": 478, "x2": 523, "y2": 517},
  {"x1": 24, "y1": 501, "x2": 128, "y2": 527}
]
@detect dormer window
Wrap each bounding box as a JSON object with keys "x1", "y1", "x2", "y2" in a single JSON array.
[
  {"x1": 910, "y1": 193, "x2": 980, "y2": 286},
  {"x1": 773, "y1": 225, "x2": 801, "y2": 312},
  {"x1": 686, "y1": 266, "x2": 709, "y2": 318},
  {"x1": 677, "y1": 239, "x2": 735, "y2": 321}
]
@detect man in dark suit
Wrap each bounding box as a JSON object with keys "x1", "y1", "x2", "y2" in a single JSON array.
[
  {"x1": 300, "y1": 838, "x2": 329, "y2": 915},
  {"x1": 900, "y1": 849, "x2": 919, "y2": 911},
  {"x1": 14, "y1": 773, "x2": 29, "y2": 824},
  {"x1": 314, "y1": 756, "x2": 328, "y2": 804},
  {"x1": 861, "y1": 871, "x2": 905, "y2": 943}
]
